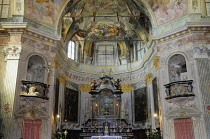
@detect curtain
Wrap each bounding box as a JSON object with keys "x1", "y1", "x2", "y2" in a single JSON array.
[
  {"x1": 22, "y1": 119, "x2": 42, "y2": 139},
  {"x1": 174, "y1": 118, "x2": 194, "y2": 139}
]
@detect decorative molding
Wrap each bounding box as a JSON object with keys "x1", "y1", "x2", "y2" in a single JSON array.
[
  {"x1": 121, "y1": 84, "x2": 132, "y2": 92},
  {"x1": 59, "y1": 73, "x2": 68, "y2": 85},
  {"x1": 1, "y1": 22, "x2": 28, "y2": 29},
  {"x1": 60, "y1": 47, "x2": 154, "y2": 75},
  {"x1": 53, "y1": 56, "x2": 61, "y2": 69},
  {"x1": 166, "y1": 105, "x2": 201, "y2": 119},
  {"x1": 152, "y1": 56, "x2": 160, "y2": 70},
  {"x1": 145, "y1": 73, "x2": 152, "y2": 85},
  {"x1": 3, "y1": 45, "x2": 22, "y2": 60},
  {"x1": 14, "y1": 105, "x2": 48, "y2": 120},
  {"x1": 79, "y1": 84, "x2": 91, "y2": 92},
  {"x1": 153, "y1": 22, "x2": 210, "y2": 44}
]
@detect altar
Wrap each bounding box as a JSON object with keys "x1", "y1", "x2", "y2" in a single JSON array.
[{"x1": 91, "y1": 136, "x2": 122, "y2": 139}]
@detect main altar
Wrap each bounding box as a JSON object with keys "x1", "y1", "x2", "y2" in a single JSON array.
[{"x1": 79, "y1": 75, "x2": 133, "y2": 139}]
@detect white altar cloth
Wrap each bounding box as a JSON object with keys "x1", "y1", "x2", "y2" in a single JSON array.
[{"x1": 91, "y1": 136, "x2": 122, "y2": 139}]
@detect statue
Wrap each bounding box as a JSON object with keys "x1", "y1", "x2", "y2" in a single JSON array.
[
  {"x1": 90, "y1": 80, "x2": 97, "y2": 90},
  {"x1": 114, "y1": 79, "x2": 121, "y2": 90}
]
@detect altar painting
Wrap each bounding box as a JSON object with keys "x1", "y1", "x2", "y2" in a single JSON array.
[{"x1": 99, "y1": 95, "x2": 114, "y2": 116}]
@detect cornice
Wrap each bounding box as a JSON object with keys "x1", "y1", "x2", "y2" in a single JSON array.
[
  {"x1": 23, "y1": 27, "x2": 61, "y2": 45},
  {"x1": 152, "y1": 22, "x2": 210, "y2": 44},
  {"x1": 1, "y1": 22, "x2": 28, "y2": 29}
]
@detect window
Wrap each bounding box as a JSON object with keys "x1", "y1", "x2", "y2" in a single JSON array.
[
  {"x1": 0, "y1": 0, "x2": 9, "y2": 18},
  {"x1": 136, "y1": 41, "x2": 144, "y2": 60},
  {"x1": 97, "y1": 45, "x2": 114, "y2": 66},
  {"x1": 67, "y1": 41, "x2": 76, "y2": 60}
]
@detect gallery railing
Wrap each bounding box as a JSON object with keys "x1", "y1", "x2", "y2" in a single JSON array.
[
  {"x1": 20, "y1": 80, "x2": 49, "y2": 99},
  {"x1": 164, "y1": 80, "x2": 194, "y2": 100}
]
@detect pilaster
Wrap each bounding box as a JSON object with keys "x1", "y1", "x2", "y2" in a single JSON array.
[{"x1": 0, "y1": 22, "x2": 27, "y2": 139}]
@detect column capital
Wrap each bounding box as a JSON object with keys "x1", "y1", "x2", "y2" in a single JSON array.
[
  {"x1": 3, "y1": 45, "x2": 22, "y2": 60},
  {"x1": 145, "y1": 73, "x2": 153, "y2": 85},
  {"x1": 59, "y1": 73, "x2": 68, "y2": 85},
  {"x1": 153, "y1": 56, "x2": 160, "y2": 70}
]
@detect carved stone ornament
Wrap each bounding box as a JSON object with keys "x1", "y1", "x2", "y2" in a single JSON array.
[
  {"x1": 193, "y1": 44, "x2": 210, "y2": 58},
  {"x1": 153, "y1": 56, "x2": 160, "y2": 70},
  {"x1": 3, "y1": 45, "x2": 22, "y2": 59},
  {"x1": 145, "y1": 73, "x2": 152, "y2": 85},
  {"x1": 165, "y1": 105, "x2": 201, "y2": 119}
]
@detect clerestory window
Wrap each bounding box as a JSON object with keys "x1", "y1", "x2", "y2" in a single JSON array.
[
  {"x1": 97, "y1": 45, "x2": 114, "y2": 66},
  {"x1": 67, "y1": 41, "x2": 76, "y2": 60}
]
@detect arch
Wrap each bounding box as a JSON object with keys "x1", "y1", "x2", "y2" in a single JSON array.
[
  {"x1": 26, "y1": 54, "x2": 46, "y2": 83},
  {"x1": 165, "y1": 52, "x2": 189, "y2": 66},
  {"x1": 167, "y1": 53, "x2": 188, "y2": 82}
]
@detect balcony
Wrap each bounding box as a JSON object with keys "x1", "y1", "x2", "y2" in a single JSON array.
[
  {"x1": 164, "y1": 80, "x2": 194, "y2": 103},
  {"x1": 20, "y1": 81, "x2": 49, "y2": 105}
]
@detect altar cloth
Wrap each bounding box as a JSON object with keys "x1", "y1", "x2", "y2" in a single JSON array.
[{"x1": 91, "y1": 136, "x2": 122, "y2": 139}]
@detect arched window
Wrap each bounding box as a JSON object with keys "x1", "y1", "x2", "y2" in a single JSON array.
[{"x1": 67, "y1": 41, "x2": 76, "y2": 60}]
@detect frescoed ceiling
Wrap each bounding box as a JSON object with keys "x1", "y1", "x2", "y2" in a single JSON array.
[
  {"x1": 62, "y1": 0, "x2": 145, "y2": 40},
  {"x1": 25, "y1": 0, "x2": 188, "y2": 34}
]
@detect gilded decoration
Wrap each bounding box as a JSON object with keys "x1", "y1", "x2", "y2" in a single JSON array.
[
  {"x1": 153, "y1": 56, "x2": 160, "y2": 70},
  {"x1": 85, "y1": 39, "x2": 93, "y2": 56},
  {"x1": 80, "y1": 84, "x2": 91, "y2": 92},
  {"x1": 53, "y1": 56, "x2": 60, "y2": 69},
  {"x1": 121, "y1": 84, "x2": 132, "y2": 92},
  {"x1": 145, "y1": 73, "x2": 152, "y2": 85},
  {"x1": 118, "y1": 39, "x2": 127, "y2": 57},
  {"x1": 59, "y1": 73, "x2": 68, "y2": 85}
]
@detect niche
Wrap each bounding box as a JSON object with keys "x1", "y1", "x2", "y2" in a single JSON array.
[
  {"x1": 168, "y1": 54, "x2": 187, "y2": 82},
  {"x1": 26, "y1": 55, "x2": 45, "y2": 83}
]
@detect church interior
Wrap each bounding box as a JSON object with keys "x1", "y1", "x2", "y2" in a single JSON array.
[{"x1": 0, "y1": 0, "x2": 210, "y2": 139}]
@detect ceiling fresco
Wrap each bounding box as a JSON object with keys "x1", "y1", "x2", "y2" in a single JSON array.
[
  {"x1": 25, "y1": 0, "x2": 66, "y2": 26},
  {"x1": 25, "y1": 0, "x2": 188, "y2": 29},
  {"x1": 146, "y1": 0, "x2": 187, "y2": 25}
]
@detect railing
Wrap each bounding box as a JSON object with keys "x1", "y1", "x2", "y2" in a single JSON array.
[
  {"x1": 164, "y1": 80, "x2": 194, "y2": 100},
  {"x1": 20, "y1": 80, "x2": 49, "y2": 99}
]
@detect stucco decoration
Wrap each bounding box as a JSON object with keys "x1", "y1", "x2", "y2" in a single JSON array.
[
  {"x1": 165, "y1": 105, "x2": 201, "y2": 119},
  {"x1": 145, "y1": 73, "x2": 152, "y2": 84},
  {"x1": 52, "y1": 56, "x2": 60, "y2": 69},
  {"x1": 14, "y1": 105, "x2": 48, "y2": 120},
  {"x1": 193, "y1": 44, "x2": 210, "y2": 59},
  {"x1": 59, "y1": 73, "x2": 68, "y2": 85},
  {"x1": 121, "y1": 84, "x2": 132, "y2": 92},
  {"x1": 153, "y1": 56, "x2": 160, "y2": 70},
  {"x1": 146, "y1": 0, "x2": 187, "y2": 25},
  {"x1": 25, "y1": 0, "x2": 66, "y2": 26},
  {"x1": 79, "y1": 84, "x2": 91, "y2": 92}
]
